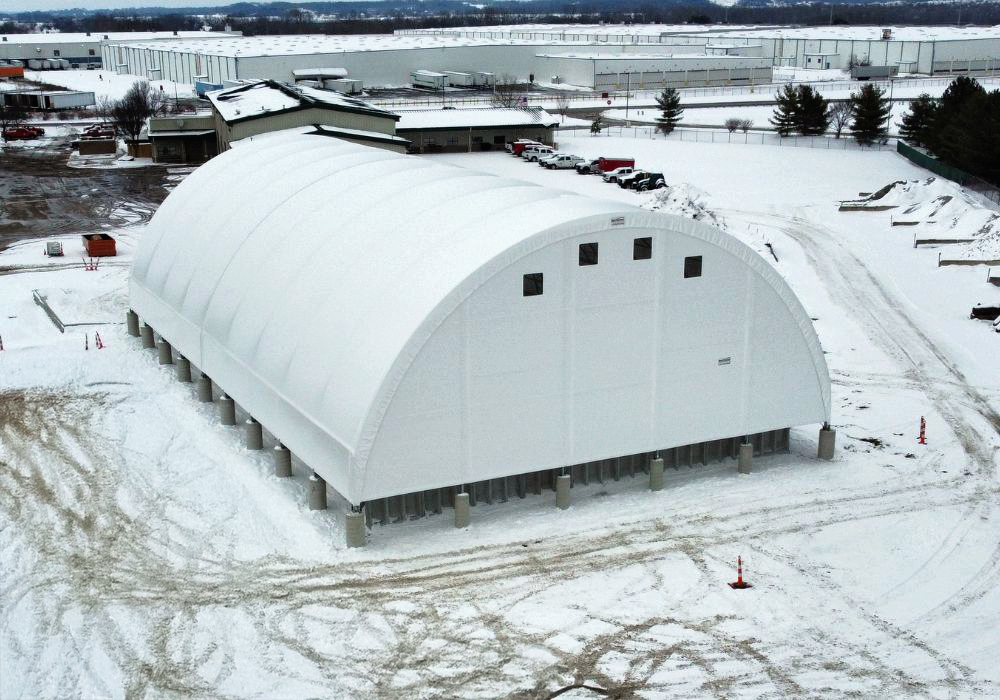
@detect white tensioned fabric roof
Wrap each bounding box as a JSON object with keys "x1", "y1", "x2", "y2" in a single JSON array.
[{"x1": 130, "y1": 131, "x2": 830, "y2": 502}]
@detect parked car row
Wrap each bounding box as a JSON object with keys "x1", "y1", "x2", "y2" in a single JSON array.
[
  {"x1": 504, "y1": 141, "x2": 667, "y2": 192},
  {"x1": 2, "y1": 125, "x2": 45, "y2": 140}
]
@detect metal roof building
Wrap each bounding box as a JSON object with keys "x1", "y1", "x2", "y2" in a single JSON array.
[
  {"x1": 394, "y1": 106, "x2": 558, "y2": 152},
  {"x1": 206, "y1": 80, "x2": 404, "y2": 153},
  {"x1": 129, "y1": 132, "x2": 831, "y2": 530}
]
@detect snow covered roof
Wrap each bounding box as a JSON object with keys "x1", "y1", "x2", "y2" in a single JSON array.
[
  {"x1": 111, "y1": 33, "x2": 614, "y2": 58},
  {"x1": 394, "y1": 107, "x2": 557, "y2": 131},
  {"x1": 0, "y1": 31, "x2": 237, "y2": 45},
  {"x1": 537, "y1": 52, "x2": 764, "y2": 61},
  {"x1": 405, "y1": 23, "x2": 1000, "y2": 42},
  {"x1": 130, "y1": 133, "x2": 830, "y2": 504},
  {"x1": 207, "y1": 79, "x2": 397, "y2": 124}
]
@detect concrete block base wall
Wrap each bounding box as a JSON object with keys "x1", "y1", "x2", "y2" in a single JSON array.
[{"x1": 364, "y1": 427, "x2": 792, "y2": 528}]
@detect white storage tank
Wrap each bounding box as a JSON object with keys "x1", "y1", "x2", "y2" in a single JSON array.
[{"x1": 27, "y1": 59, "x2": 42, "y2": 70}]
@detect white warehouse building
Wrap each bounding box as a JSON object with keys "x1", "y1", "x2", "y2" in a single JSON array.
[
  {"x1": 405, "y1": 24, "x2": 1000, "y2": 76},
  {"x1": 129, "y1": 132, "x2": 831, "y2": 533},
  {"x1": 102, "y1": 33, "x2": 773, "y2": 89}
]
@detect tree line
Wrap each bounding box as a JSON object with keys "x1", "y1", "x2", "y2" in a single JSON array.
[
  {"x1": 7, "y1": 2, "x2": 1000, "y2": 36},
  {"x1": 647, "y1": 76, "x2": 1000, "y2": 187}
]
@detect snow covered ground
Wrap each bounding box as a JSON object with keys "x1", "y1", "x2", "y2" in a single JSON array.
[
  {"x1": 2, "y1": 136, "x2": 999, "y2": 698},
  {"x1": 24, "y1": 69, "x2": 196, "y2": 103}
]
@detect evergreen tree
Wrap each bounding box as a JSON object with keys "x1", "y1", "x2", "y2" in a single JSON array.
[
  {"x1": 797, "y1": 85, "x2": 830, "y2": 135},
  {"x1": 933, "y1": 76, "x2": 986, "y2": 162},
  {"x1": 850, "y1": 83, "x2": 891, "y2": 146},
  {"x1": 769, "y1": 83, "x2": 799, "y2": 136},
  {"x1": 940, "y1": 89, "x2": 1000, "y2": 185},
  {"x1": 590, "y1": 117, "x2": 603, "y2": 135},
  {"x1": 898, "y1": 93, "x2": 938, "y2": 147},
  {"x1": 655, "y1": 87, "x2": 683, "y2": 134}
]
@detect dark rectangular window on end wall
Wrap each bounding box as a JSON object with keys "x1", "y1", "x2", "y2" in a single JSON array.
[
  {"x1": 633, "y1": 237, "x2": 652, "y2": 260},
  {"x1": 684, "y1": 255, "x2": 703, "y2": 278},
  {"x1": 579, "y1": 242, "x2": 599, "y2": 266},
  {"x1": 523, "y1": 272, "x2": 544, "y2": 296}
]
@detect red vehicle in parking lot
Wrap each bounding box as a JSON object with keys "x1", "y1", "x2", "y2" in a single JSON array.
[{"x1": 1, "y1": 127, "x2": 42, "y2": 140}]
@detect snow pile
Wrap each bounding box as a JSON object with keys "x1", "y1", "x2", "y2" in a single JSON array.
[
  {"x1": 956, "y1": 224, "x2": 1000, "y2": 260},
  {"x1": 638, "y1": 183, "x2": 726, "y2": 230},
  {"x1": 844, "y1": 177, "x2": 957, "y2": 209}
]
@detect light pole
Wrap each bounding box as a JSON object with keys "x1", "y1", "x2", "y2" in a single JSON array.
[{"x1": 624, "y1": 71, "x2": 631, "y2": 126}]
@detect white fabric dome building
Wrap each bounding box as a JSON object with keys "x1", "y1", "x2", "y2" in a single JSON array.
[{"x1": 131, "y1": 130, "x2": 830, "y2": 519}]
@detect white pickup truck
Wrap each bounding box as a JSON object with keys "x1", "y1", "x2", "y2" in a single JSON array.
[
  {"x1": 602, "y1": 166, "x2": 635, "y2": 183},
  {"x1": 541, "y1": 154, "x2": 585, "y2": 169},
  {"x1": 522, "y1": 145, "x2": 555, "y2": 161}
]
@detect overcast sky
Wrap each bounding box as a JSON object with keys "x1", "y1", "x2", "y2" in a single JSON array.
[{"x1": 1, "y1": 0, "x2": 276, "y2": 11}]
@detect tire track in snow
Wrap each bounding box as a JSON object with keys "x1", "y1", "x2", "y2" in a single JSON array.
[
  {"x1": 719, "y1": 206, "x2": 1000, "y2": 666},
  {"x1": 1, "y1": 385, "x2": 992, "y2": 698}
]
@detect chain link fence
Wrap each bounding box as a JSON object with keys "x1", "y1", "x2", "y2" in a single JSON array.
[{"x1": 558, "y1": 124, "x2": 893, "y2": 151}]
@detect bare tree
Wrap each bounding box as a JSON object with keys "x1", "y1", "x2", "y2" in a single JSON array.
[
  {"x1": 725, "y1": 117, "x2": 741, "y2": 133},
  {"x1": 738, "y1": 118, "x2": 754, "y2": 133},
  {"x1": 555, "y1": 93, "x2": 571, "y2": 123},
  {"x1": 105, "y1": 80, "x2": 167, "y2": 148},
  {"x1": 0, "y1": 101, "x2": 27, "y2": 142},
  {"x1": 492, "y1": 73, "x2": 523, "y2": 108},
  {"x1": 827, "y1": 101, "x2": 853, "y2": 139}
]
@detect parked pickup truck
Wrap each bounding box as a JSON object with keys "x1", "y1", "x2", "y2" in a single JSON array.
[
  {"x1": 603, "y1": 166, "x2": 635, "y2": 183},
  {"x1": 634, "y1": 172, "x2": 667, "y2": 191},
  {"x1": 541, "y1": 154, "x2": 585, "y2": 169},
  {"x1": 522, "y1": 145, "x2": 555, "y2": 161},
  {"x1": 577, "y1": 156, "x2": 635, "y2": 174},
  {"x1": 617, "y1": 170, "x2": 653, "y2": 189}
]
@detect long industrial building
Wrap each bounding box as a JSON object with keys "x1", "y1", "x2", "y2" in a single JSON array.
[
  {"x1": 102, "y1": 33, "x2": 772, "y2": 90},
  {"x1": 0, "y1": 30, "x2": 239, "y2": 69},
  {"x1": 129, "y1": 132, "x2": 832, "y2": 535},
  {"x1": 404, "y1": 24, "x2": 1000, "y2": 75}
]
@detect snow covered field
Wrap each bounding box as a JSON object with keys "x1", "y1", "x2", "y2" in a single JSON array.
[{"x1": 2, "y1": 136, "x2": 999, "y2": 698}]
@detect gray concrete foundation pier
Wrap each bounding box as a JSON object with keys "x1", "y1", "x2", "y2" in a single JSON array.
[
  {"x1": 157, "y1": 339, "x2": 173, "y2": 365},
  {"x1": 126, "y1": 310, "x2": 140, "y2": 337},
  {"x1": 649, "y1": 457, "x2": 664, "y2": 491},
  {"x1": 196, "y1": 374, "x2": 213, "y2": 402},
  {"x1": 273, "y1": 443, "x2": 292, "y2": 477},
  {"x1": 345, "y1": 510, "x2": 366, "y2": 548},
  {"x1": 219, "y1": 395, "x2": 236, "y2": 426},
  {"x1": 140, "y1": 323, "x2": 155, "y2": 349},
  {"x1": 309, "y1": 473, "x2": 327, "y2": 510},
  {"x1": 738, "y1": 442, "x2": 753, "y2": 474},
  {"x1": 454, "y1": 492, "x2": 470, "y2": 528},
  {"x1": 245, "y1": 419, "x2": 263, "y2": 450},
  {"x1": 555, "y1": 473, "x2": 571, "y2": 509},
  {"x1": 818, "y1": 424, "x2": 836, "y2": 460},
  {"x1": 175, "y1": 356, "x2": 192, "y2": 383}
]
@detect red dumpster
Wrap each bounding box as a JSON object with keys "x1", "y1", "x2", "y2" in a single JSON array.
[{"x1": 82, "y1": 233, "x2": 116, "y2": 257}]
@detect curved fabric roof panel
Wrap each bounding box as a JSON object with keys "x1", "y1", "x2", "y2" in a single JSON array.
[{"x1": 131, "y1": 132, "x2": 830, "y2": 505}]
